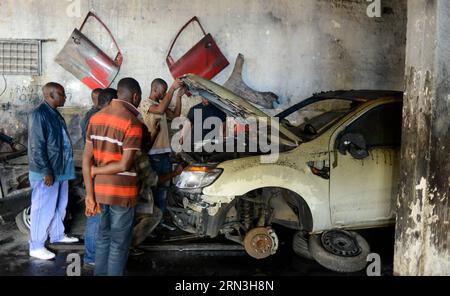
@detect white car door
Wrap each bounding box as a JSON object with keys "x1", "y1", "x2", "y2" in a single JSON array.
[{"x1": 329, "y1": 102, "x2": 402, "y2": 228}]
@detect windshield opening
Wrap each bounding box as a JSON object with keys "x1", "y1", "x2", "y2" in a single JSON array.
[{"x1": 283, "y1": 99, "x2": 357, "y2": 141}]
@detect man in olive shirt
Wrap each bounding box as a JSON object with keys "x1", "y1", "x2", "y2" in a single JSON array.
[{"x1": 139, "y1": 78, "x2": 185, "y2": 230}]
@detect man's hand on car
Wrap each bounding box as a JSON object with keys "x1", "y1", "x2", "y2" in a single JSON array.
[
  {"x1": 177, "y1": 86, "x2": 187, "y2": 98},
  {"x1": 171, "y1": 78, "x2": 183, "y2": 90}
]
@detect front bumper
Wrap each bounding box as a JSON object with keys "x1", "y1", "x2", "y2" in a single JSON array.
[{"x1": 169, "y1": 188, "x2": 234, "y2": 238}]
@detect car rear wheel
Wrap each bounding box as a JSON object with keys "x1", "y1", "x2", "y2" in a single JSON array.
[
  {"x1": 15, "y1": 206, "x2": 31, "y2": 235},
  {"x1": 309, "y1": 229, "x2": 370, "y2": 273}
]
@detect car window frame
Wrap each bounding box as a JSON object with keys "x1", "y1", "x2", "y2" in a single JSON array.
[
  {"x1": 330, "y1": 101, "x2": 403, "y2": 152},
  {"x1": 343, "y1": 102, "x2": 403, "y2": 149}
]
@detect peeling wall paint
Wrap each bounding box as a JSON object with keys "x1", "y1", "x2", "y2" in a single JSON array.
[
  {"x1": 0, "y1": 0, "x2": 407, "y2": 145},
  {"x1": 395, "y1": 177, "x2": 449, "y2": 275},
  {"x1": 394, "y1": 0, "x2": 450, "y2": 276}
]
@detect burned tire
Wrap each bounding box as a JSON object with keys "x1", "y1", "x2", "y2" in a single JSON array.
[
  {"x1": 15, "y1": 206, "x2": 31, "y2": 235},
  {"x1": 0, "y1": 189, "x2": 31, "y2": 220},
  {"x1": 292, "y1": 231, "x2": 313, "y2": 260},
  {"x1": 309, "y1": 230, "x2": 370, "y2": 273}
]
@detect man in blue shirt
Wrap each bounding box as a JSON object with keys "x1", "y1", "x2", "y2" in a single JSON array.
[
  {"x1": 28, "y1": 82, "x2": 79, "y2": 260},
  {"x1": 80, "y1": 88, "x2": 102, "y2": 145},
  {"x1": 80, "y1": 88, "x2": 116, "y2": 267}
]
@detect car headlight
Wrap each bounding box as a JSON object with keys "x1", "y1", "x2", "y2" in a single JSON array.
[{"x1": 176, "y1": 165, "x2": 223, "y2": 190}]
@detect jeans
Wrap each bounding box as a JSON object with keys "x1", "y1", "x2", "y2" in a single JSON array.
[
  {"x1": 29, "y1": 180, "x2": 68, "y2": 251},
  {"x1": 83, "y1": 214, "x2": 100, "y2": 264},
  {"x1": 149, "y1": 153, "x2": 171, "y2": 215},
  {"x1": 94, "y1": 204, "x2": 135, "y2": 276}
]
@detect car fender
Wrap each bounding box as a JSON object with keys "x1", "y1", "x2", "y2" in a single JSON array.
[{"x1": 202, "y1": 154, "x2": 332, "y2": 232}]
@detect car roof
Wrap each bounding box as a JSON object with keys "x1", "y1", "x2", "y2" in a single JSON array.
[
  {"x1": 276, "y1": 90, "x2": 403, "y2": 119},
  {"x1": 311, "y1": 90, "x2": 403, "y2": 101}
]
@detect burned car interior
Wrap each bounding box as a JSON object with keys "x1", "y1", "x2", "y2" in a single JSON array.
[{"x1": 277, "y1": 91, "x2": 403, "y2": 142}]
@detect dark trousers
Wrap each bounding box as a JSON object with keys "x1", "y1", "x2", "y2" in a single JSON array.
[
  {"x1": 149, "y1": 153, "x2": 171, "y2": 215},
  {"x1": 94, "y1": 204, "x2": 135, "y2": 276}
]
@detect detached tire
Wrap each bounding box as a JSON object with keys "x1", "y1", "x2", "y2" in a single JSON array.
[
  {"x1": 292, "y1": 231, "x2": 314, "y2": 260},
  {"x1": 309, "y1": 230, "x2": 370, "y2": 273},
  {"x1": 15, "y1": 206, "x2": 31, "y2": 235}
]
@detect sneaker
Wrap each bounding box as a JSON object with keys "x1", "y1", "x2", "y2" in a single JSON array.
[
  {"x1": 30, "y1": 248, "x2": 55, "y2": 260},
  {"x1": 54, "y1": 235, "x2": 79, "y2": 243},
  {"x1": 83, "y1": 262, "x2": 95, "y2": 269},
  {"x1": 160, "y1": 221, "x2": 177, "y2": 231}
]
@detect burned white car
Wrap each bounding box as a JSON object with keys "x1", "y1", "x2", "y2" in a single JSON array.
[{"x1": 170, "y1": 74, "x2": 402, "y2": 273}]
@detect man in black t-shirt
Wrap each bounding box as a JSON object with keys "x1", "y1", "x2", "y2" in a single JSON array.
[{"x1": 184, "y1": 98, "x2": 227, "y2": 146}]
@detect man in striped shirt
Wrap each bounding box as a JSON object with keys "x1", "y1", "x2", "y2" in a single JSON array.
[{"x1": 82, "y1": 78, "x2": 143, "y2": 276}]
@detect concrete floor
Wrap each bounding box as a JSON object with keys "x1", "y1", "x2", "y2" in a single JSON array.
[{"x1": 0, "y1": 220, "x2": 395, "y2": 276}]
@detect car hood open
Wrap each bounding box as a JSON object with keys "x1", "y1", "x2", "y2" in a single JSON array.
[{"x1": 180, "y1": 74, "x2": 301, "y2": 146}]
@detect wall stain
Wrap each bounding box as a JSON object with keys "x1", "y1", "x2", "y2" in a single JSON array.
[{"x1": 267, "y1": 11, "x2": 282, "y2": 25}]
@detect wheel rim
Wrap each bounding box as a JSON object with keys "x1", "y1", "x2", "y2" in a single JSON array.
[
  {"x1": 23, "y1": 206, "x2": 31, "y2": 229},
  {"x1": 320, "y1": 230, "x2": 362, "y2": 257}
]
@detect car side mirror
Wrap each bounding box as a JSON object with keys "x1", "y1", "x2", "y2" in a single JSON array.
[{"x1": 337, "y1": 132, "x2": 369, "y2": 160}]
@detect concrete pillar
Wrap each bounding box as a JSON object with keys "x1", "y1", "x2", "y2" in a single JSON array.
[{"x1": 394, "y1": 0, "x2": 450, "y2": 276}]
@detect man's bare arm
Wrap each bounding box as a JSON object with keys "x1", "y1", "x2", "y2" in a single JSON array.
[
  {"x1": 82, "y1": 142, "x2": 95, "y2": 216},
  {"x1": 166, "y1": 87, "x2": 186, "y2": 120},
  {"x1": 92, "y1": 149, "x2": 138, "y2": 176},
  {"x1": 158, "y1": 164, "x2": 185, "y2": 184},
  {"x1": 165, "y1": 96, "x2": 181, "y2": 120}
]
